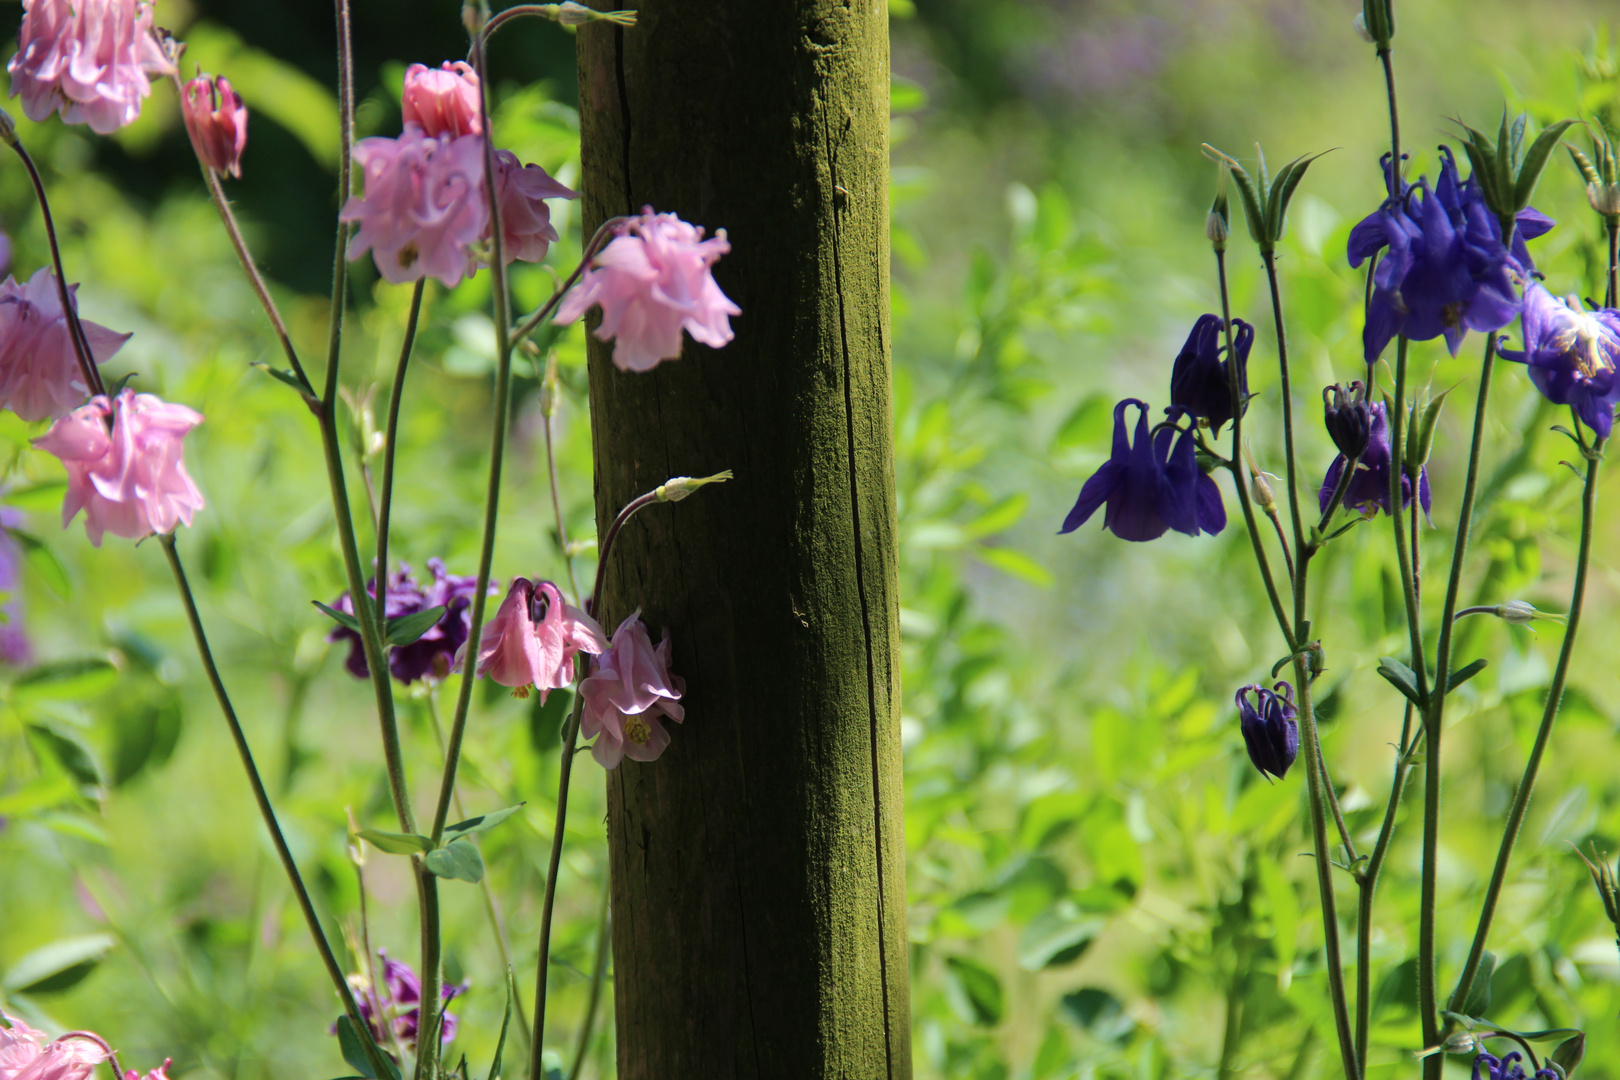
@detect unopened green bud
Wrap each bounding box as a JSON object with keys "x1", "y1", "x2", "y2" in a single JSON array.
[
  {"x1": 1569, "y1": 146, "x2": 1603, "y2": 187},
  {"x1": 0, "y1": 109, "x2": 17, "y2": 148},
  {"x1": 1207, "y1": 185, "x2": 1230, "y2": 250},
  {"x1": 540, "y1": 353, "x2": 561, "y2": 418},
  {"x1": 1496, "y1": 600, "x2": 1566, "y2": 625},
  {"x1": 540, "y1": 2, "x2": 637, "y2": 25},
  {"x1": 656, "y1": 470, "x2": 734, "y2": 503},
  {"x1": 1405, "y1": 387, "x2": 1449, "y2": 473},
  {"x1": 1359, "y1": 0, "x2": 1394, "y2": 48}
]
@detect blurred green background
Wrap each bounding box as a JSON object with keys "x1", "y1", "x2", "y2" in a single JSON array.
[{"x1": 2, "y1": 1, "x2": 1620, "y2": 1077}]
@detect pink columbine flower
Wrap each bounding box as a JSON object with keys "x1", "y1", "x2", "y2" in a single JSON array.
[
  {"x1": 0, "y1": 268, "x2": 129, "y2": 422},
  {"x1": 121, "y1": 1062, "x2": 170, "y2": 1080},
  {"x1": 181, "y1": 74, "x2": 247, "y2": 178},
  {"x1": 401, "y1": 61, "x2": 482, "y2": 140},
  {"x1": 0, "y1": 1013, "x2": 112, "y2": 1080},
  {"x1": 7, "y1": 0, "x2": 175, "y2": 135},
  {"x1": 555, "y1": 208, "x2": 741, "y2": 372},
  {"x1": 460, "y1": 577, "x2": 606, "y2": 700},
  {"x1": 33, "y1": 388, "x2": 205, "y2": 546},
  {"x1": 341, "y1": 127, "x2": 489, "y2": 288},
  {"x1": 491, "y1": 150, "x2": 577, "y2": 265},
  {"x1": 580, "y1": 611, "x2": 685, "y2": 768}
]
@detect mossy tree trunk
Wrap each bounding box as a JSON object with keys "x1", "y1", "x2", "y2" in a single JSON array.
[{"x1": 575, "y1": 2, "x2": 908, "y2": 1077}]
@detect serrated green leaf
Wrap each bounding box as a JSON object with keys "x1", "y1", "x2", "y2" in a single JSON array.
[
  {"x1": 9, "y1": 530, "x2": 70, "y2": 600},
  {"x1": 3, "y1": 934, "x2": 115, "y2": 994},
  {"x1": 425, "y1": 838, "x2": 485, "y2": 883},
  {"x1": 1514, "y1": 120, "x2": 1575, "y2": 211},
  {"x1": 11, "y1": 658, "x2": 118, "y2": 701},
  {"x1": 1448, "y1": 659, "x2": 1489, "y2": 693},
  {"x1": 1376, "y1": 656, "x2": 1426, "y2": 708},
  {"x1": 356, "y1": 829, "x2": 434, "y2": 855},
  {"x1": 444, "y1": 804, "x2": 526, "y2": 842},
  {"x1": 384, "y1": 605, "x2": 446, "y2": 647},
  {"x1": 313, "y1": 600, "x2": 363, "y2": 634}
]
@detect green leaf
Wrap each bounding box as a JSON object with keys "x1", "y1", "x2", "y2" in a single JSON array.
[
  {"x1": 1204, "y1": 145, "x2": 1266, "y2": 246},
  {"x1": 313, "y1": 600, "x2": 363, "y2": 634},
  {"x1": 1376, "y1": 656, "x2": 1426, "y2": 708},
  {"x1": 1059, "y1": 987, "x2": 1134, "y2": 1041},
  {"x1": 27, "y1": 721, "x2": 104, "y2": 788},
  {"x1": 356, "y1": 829, "x2": 434, "y2": 855},
  {"x1": 1050, "y1": 394, "x2": 1112, "y2": 453},
  {"x1": 1448, "y1": 659, "x2": 1489, "y2": 693},
  {"x1": 975, "y1": 546, "x2": 1053, "y2": 587},
  {"x1": 11, "y1": 658, "x2": 118, "y2": 702},
  {"x1": 889, "y1": 74, "x2": 927, "y2": 114},
  {"x1": 3, "y1": 934, "x2": 115, "y2": 994},
  {"x1": 250, "y1": 362, "x2": 311, "y2": 394},
  {"x1": 7, "y1": 531, "x2": 70, "y2": 599},
  {"x1": 944, "y1": 956, "x2": 1004, "y2": 1026},
  {"x1": 1550, "y1": 1033, "x2": 1585, "y2": 1076},
  {"x1": 1458, "y1": 950, "x2": 1495, "y2": 1018},
  {"x1": 4, "y1": 481, "x2": 67, "y2": 512},
  {"x1": 425, "y1": 838, "x2": 486, "y2": 883},
  {"x1": 1017, "y1": 906, "x2": 1104, "y2": 970},
  {"x1": 1514, "y1": 120, "x2": 1575, "y2": 210},
  {"x1": 443, "y1": 804, "x2": 526, "y2": 842},
  {"x1": 385, "y1": 606, "x2": 447, "y2": 647},
  {"x1": 336, "y1": 1015, "x2": 401, "y2": 1080},
  {"x1": 964, "y1": 493, "x2": 1028, "y2": 539}
]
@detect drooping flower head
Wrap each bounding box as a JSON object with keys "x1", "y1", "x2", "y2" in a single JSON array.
[
  {"x1": 1500, "y1": 283, "x2": 1620, "y2": 438},
  {"x1": 327, "y1": 560, "x2": 496, "y2": 684},
  {"x1": 34, "y1": 388, "x2": 205, "y2": 546},
  {"x1": 121, "y1": 1061, "x2": 171, "y2": 1080},
  {"x1": 341, "y1": 127, "x2": 489, "y2": 288},
  {"x1": 1322, "y1": 380, "x2": 1374, "y2": 460},
  {"x1": 1470, "y1": 1050, "x2": 1558, "y2": 1080},
  {"x1": 1060, "y1": 399, "x2": 1226, "y2": 542},
  {"x1": 1348, "y1": 147, "x2": 1546, "y2": 362},
  {"x1": 338, "y1": 951, "x2": 466, "y2": 1052},
  {"x1": 1317, "y1": 399, "x2": 1431, "y2": 520},
  {"x1": 327, "y1": 564, "x2": 424, "y2": 679},
  {"x1": 491, "y1": 150, "x2": 577, "y2": 265},
  {"x1": 401, "y1": 61, "x2": 481, "y2": 140},
  {"x1": 556, "y1": 208, "x2": 741, "y2": 372},
  {"x1": 0, "y1": 268, "x2": 130, "y2": 422},
  {"x1": 1168, "y1": 313, "x2": 1252, "y2": 435},
  {"x1": 1236, "y1": 681, "x2": 1299, "y2": 781},
  {"x1": 181, "y1": 74, "x2": 248, "y2": 178},
  {"x1": 7, "y1": 0, "x2": 174, "y2": 134},
  {"x1": 580, "y1": 611, "x2": 686, "y2": 769},
  {"x1": 0, "y1": 1012, "x2": 112, "y2": 1080},
  {"x1": 461, "y1": 577, "x2": 607, "y2": 700}
]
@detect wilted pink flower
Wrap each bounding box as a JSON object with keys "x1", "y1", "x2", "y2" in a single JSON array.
[
  {"x1": 0, "y1": 1013, "x2": 111, "y2": 1080},
  {"x1": 460, "y1": 577, "x2": 606, "y2": 700},
  {"x1": 7, "y1": 0, "x2": 175, "y2": 135},
  {"x1": 341, "y1": 127, "x2": 489, "y2": 288},
  {"x1": 490, "y1": 150, "x2": 576, "y2": 264},
  {"x1": 181, "y1": 74, "x2": 247, "y2": 178},
  {"x1": 580, "y1": 611, "x2": 685, "y2": 768},
  {"x1": 0, "y1": 268, "x2": 129, "y2": 422},
  {"x1": 33, "y1": 388, "x2": 205, "y2": 546},
  {"x1": 556, "y1": 208, "x2": 740, "y2": 372},
  {"x1": 121, "y1": 1061, "x2": 170, "y2": 1080},
  {"x1": 401, "y1": 61, "x2": 481, "y2": 140}
]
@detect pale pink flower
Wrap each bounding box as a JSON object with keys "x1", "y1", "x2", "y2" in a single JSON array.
[
  {"x1": 341, "y1": 127, "x2": 489, "y2": 288},
  {"x1": 181, "y1": 74, "x2": 247, "y2": 178},
  {"x1": 0, "y1": 268, "x2": 129, "y2": 422},
  {"x1": 490, "y1": 150, "x2": 576, "y2": 265},
  {"x1": 0, "y1": 1014, "x2": 111, "y2": 1080},
  {"x1": 460, "y1": 578, "x2": 606, "y2": 700},
  {"x1": 555, "y1": 208, "x2": 740, "y2": 372},
  {"x1": 7, "y1": 0, "x2": 174, "y2": 135},
  {"x1": 33, "y1": 388, "x2": 205, "y2": 546},
  {"x1": 401, "y1": 61, "x2": 481, "y2": 140},
  {"x1": 580, "y1": 611, "x2": 685, "y2": 768}
]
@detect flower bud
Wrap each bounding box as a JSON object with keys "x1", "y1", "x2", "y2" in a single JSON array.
[
  {"x1": 656, "y1": 470, "x2": 734, "y2": 503},
  {"x1": 1496, "y1": 600, "x2": 1566, "y2": 625},
  {"x1": 1352, "y1": 13, "x2": 1374, "y2": 42},
  {"x1": 1236, "y1": 681, "x2": 1298, "y2": 781},
  {"x1": 0, "y1": 108, "x2": 17, "y2": 147},
  {"x1": 1359, "y1": 0, "x2": 1394, "y2": 48},
  {"x1": 542, "y1": 2, "x2": 637, "y2": 25},
  {"x1": 1589, "y1": 181, "x2": 1620, "y2": 217},
  {"x1": 181, "y1": 74, "x2": 248, "y2": 177},
  {"x1": 1323, "y1": 382, "x2": 1372, "y2": 459},
  {"x1": 402, "y1": 61, "x2": 481, "y2": 140},
  {"x1": 1404, "y1": 387, "x2": 1448, "y2": 473}
]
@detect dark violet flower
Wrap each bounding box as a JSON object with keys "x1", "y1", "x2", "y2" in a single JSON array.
[
  {"x1": 326, "y1": 561, "x2": 494, "y2": 684},
  {"x1": 1348, "y1": 147, "x2": 1544, "y2": 362},
  {"x1": 1471, "y1": 1050, "x2": 1558, "y2": 1080},
  {"x1": 1169, "y1": 313, "x2": 1252, "y2": 435},
  {"x1": 1323, "y1": 381, "x2": 1373, "y2": 460},
  {"x1": 327, "y1": 566, "x2": 426, "y2": 680},
  {"x1": 1500, "y1": 283, "x2": 1620, "y2": 438},
  {"x1": 1060, "y1": 399, "x2": 1225, "y2": 542},
  {"x1": 1318, "y1": 400, "x2": 1431, "y2": 520},
  {"x1": 1236, "y1": 681, "x2": 1299, "y2": 781},
  {"x1": 0, "y1": 503, "x2": 29, "y2": 666},
  {"x1": 335, "y1": 950, "x2": 466, "y2": 1053}
]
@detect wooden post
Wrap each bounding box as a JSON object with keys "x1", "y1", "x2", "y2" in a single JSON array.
[{"x1": 575, "y1": 2, "x2": 908, "y2": 1077}]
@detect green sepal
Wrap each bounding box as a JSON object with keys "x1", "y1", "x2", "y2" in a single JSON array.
[
  {"x1": 313, "y1": 600, "x2": 362, "y2": 634},
  {"x1": 384, "y1": 605, "x2": 447, "y2": 647},
  {"x1": 336, "y1": 1015, "x2": 402, "y2": 1080},
  {"x1": 1407, "y1": 387, "x2": 1451, "y2": 471},
  {"x1": 1447, "y1": 659, "x2": 1488, "y2": 693},
  {"x1": 1264, "y1": 152, "x2": 1328, "y2": 245},
  {"x1": 443, "y1": 804, "x2": 525, "y2": 842},
  {"x1": 1513, "y1": 120, "x2": 1575, "y2": 211},
  {"x1": 1376, "y1": 656, "x2": 1426, "y2": 708},
  {"x1": 1203, "y1": 144, "x2": 1267, "y2": 248},
  {"x1": 1495, "y1": 111, "x2": 1514, "y2": 206},
  {"x1": 424, "y1": 837, "x2": 485, "y2": 883},
  {"x1": 356, "y1": 829, "x2": 434, "y2": 855},
  {"x1": 1361, "y1": 0, "x2": 1394, "y2": 47},
  {"x1": 250, "y1": 361, "x2": 312, "y2": 396},
  {"x1": 1550, "y1": 1033, "x2": 1586, "y2": 1076}
]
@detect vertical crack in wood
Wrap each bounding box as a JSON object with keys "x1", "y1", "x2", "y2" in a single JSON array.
[{"x1": 821, "y1": 92, "x2": 895, "y2": 1079}]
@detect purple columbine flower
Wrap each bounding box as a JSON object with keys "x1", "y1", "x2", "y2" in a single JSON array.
[
  {"x1": 0, "y1": 503, "x2": 30, "y2": 666},
  {"x1": 327, "y1": 561, "x2": 497, "y2": 684},
  {"x1": 1236, "y1": 681, "x2": 1299, "y2": 781},
  {"x1": 1323, "y1": 381, "x2": 1373, "y2": 460},
  {"x1": 1060, "y1": 399, "x2": 1225, "y2": 542},
  {"x1": 1348, "y1": 147, "x2": 1548, "y2": 362},
  {"x1": 1169, "y1": 313, "x2": 1253, "y2": 436},
  {"x1": 336, "y1": 951, "x2": 467, "y2": 1053},
  {"x1": 1500, "y1": 283, "x2": 1620, "y2": 438},
  {"x1": 1318, "y1": 400, "x2": 1431, "y2": 520},
  {"x1": 1471, "y1": 1050, "x2": 1558, "y2": 1080}
]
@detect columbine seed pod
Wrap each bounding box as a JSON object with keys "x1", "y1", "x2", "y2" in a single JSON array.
[
  {"x1": 1590, "y1": 181, "x2": 1620, "y2": 217},
  {"x1": 1404, "y1": 388, "x2": 1449, "y2": 473}
]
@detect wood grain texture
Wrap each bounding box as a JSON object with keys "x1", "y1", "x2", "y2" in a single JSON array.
[{"x1": 575, "y1": 2, "x2": 908, "y2": 1077}]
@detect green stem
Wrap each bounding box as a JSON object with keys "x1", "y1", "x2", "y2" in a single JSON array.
[
  {"x1": 509, "y1": 216, "x2": 627, "y2": 346},
  {"x1": 159, "y1": 534, "x2": 392, "y2": 1080},
  {"x1": 1356, "y1": 700, "x2": 1416, "y2": 1068},
  {"x1": 1605, "y1": 217, "x2": 1617, "y2": 309},
  {"x1": 1387, "y1": 336, "x2": 1430, "y2": 701},
  {"x1": 375, "y1": 281, "x2": 426, "y2": 591},
  {"x1": 1261, "y1": 252, "x2": 1308, "y2": 589},
  {"x1": 1378, "y1": 47, "x2": 1401, "y2": 188},
  {"x1": 542, "y1": 358, "x2": 585, "y2": 605},
  {"x1": 1447, "y1": 435, "x2": 1605, "y2": 1016},
  {"x1": 566, "y1": 877, "x2": 613, "y2": 1080},
  {"x1": 1214, "y1": 249, "x2": 1296, "y2": 651}
]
